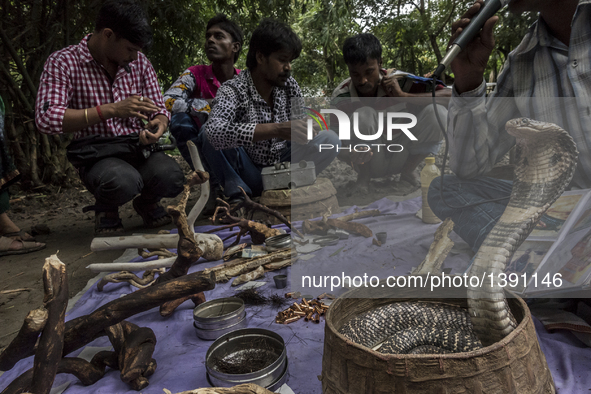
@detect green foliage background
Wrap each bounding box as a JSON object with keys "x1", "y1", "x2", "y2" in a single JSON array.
[{"x1": 0, "y1": 0, "x2": 536, "y2": 187}]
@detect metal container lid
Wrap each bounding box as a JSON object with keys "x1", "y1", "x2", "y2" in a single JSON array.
[
  {"x1": 193, "y1": 298, "x2": 246, "y2": 329},
  {"x1": 265, "y1": 234, "x2": 292, "y2": 250}
]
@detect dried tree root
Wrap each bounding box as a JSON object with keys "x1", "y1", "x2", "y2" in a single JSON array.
[
  {"x1": 154, "y1": 184, "x2": 205, "y2": 284},
  {"x1": 205, "y1": 249, "x2": 294, "y2": 283},
  {"x1": 231, "y1": 266, "x2": 265, "y2": 286},
  {"x1": 413, "y1": 218, "x2": 455, "y2": 275},
  {"x1": 263, "y1": 258, "x2": 293, "y2": 271},
  {"x1": 302, "y1": 219, "x2": 330, "y2": 235},
  {"x1": 1, "y1": 354, "x2": 117, "y2": 394},
  {"x1": 210, "y1": 200, "x2": 282, "y2": 245},
  {"x1": 326, "y1": 218, "x2": 372, "y2": 238},
  {"x1": 233, "y1": 187, "x2": 305, "y2": 238},
  {"x1": 0, "y1": 308, "x2": 47, "y2": 371},
  {"x1": 4, "y1": 272, "x2": 214, "y2": 391},
  {"x1": 31, "y1": 254, "x2": 69, "y2": 394},
  {"x1": 138, "y1": 248, "x2": 177, "y2": 259},
  {"x1": 97, "y1": 269, "x2": 165, "y2": 291},
  {"x1": 302, "y1": 217, "x2": 373, "y2": 237},
  {"x1": 58, "y1": 357, "x2": 108, "y2": 386},
  {"x1": 106, "y1": 321, "x2": 157, "y2": 390},
  {"x1": 59, "y1": 270, "x2": 214, "y2": 358},
  {"x1": 163, "y1": 383, "x2": 274, "y2": 394},
  {"x1": 336, "y1": 209, "x2": 380, "y2": 221},
  {"x1": 159, "y1": 292, "x2": 206, "y2": 317}
]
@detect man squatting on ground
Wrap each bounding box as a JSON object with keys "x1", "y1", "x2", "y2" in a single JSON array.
[
  {"x1": 331, "y1": 33, "x2": 451, "y2": 191},
  {"x1": 164, "y1": 14, "x2": 243, "y2": 173},
  {"x1": 428, "y1": 0, "x2": 591, "y2": 253},
  {"x1": 200, "y1": 19, "x2": 341, "y2": 204},
  {"x1": 35, "y1": 0, "x2": 184, "y2": 235}
]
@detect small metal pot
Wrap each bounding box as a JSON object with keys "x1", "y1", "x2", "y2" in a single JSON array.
[
  {"x1": 206, "y1": 328, "x2": 288, "y2": 389},
  {"x1": 274, "y1": 275, "x2": 288, "y2": 289},
  {"x1": 193, "y1": 298, "x2": 247, "y2": 341}
]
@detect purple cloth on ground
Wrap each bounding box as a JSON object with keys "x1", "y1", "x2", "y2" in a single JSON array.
[{"x1": 1, "y1": 197, "x2": 590, "y2": 393}]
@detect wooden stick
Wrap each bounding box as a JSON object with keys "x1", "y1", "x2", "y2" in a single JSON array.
[
  {"x1": 0, "y1": 288, "x2": 31, "y2": 295},
  {"x1": 86, "y1": 257, "x2": 176, "y2": 273},
  {"x1": 31, "y1": 255, "x2": 69, "y2": 394},
  {"x1": 0, "y1": 308, "x2": 47, "y2": 371}
]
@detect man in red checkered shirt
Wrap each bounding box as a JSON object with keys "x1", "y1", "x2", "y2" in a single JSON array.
[{"x1": 35, "y1": 0, "x2": 184, "y2": 236}]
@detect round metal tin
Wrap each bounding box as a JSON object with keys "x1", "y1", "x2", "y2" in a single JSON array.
[
  {"x1": 205, "y1": 328, "x2": 287, "y2": 389},
  {"x1": 193, "y1": 298, "x2": 247, "y2": 340}
]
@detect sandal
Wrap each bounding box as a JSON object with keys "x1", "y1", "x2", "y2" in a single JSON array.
[
  {"x1": 0, "y1": 236, "x2": 46, "y2": 256},
  {"x1": 95, "y1": 211, "x2": 125, "y2": 237},
  {"x1": 1, "y1": 229, "x2": 36, "y2": 242},
  {"x1": 133, "y1": 198, "x2": 172, "y2": 229}
]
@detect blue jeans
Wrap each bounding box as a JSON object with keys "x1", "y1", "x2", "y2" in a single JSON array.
[
  {"x1": 170, "y1": 113, "x2": 223, "y2": 186},
  {"x1": 198, "y1": 129, "x2": 341, "y2": 199},
  {"x1": 169, "y1": 113, "x2": 203, "y2": 170},
  {"x1": 427, "y1": 175, "x2": 513, "y2": 253}
]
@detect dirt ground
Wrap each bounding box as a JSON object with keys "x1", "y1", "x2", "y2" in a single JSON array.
[{"x1": 0, "y1": 155, "x2": 425, "y2": 350}]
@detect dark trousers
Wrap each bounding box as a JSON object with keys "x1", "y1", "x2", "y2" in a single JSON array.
[
  {"x1": 197, "y1": 129, "x2": 341, "y2": 199},
  {"x1": 0, "y1": 189, "x2": 8, "y2": 214},
  {"x1": 169, "y1": 113, "x2": 201, "y2": 171},
  {"x1": 428, "y1": 175, "x2": 513, "y2": 253},
  {"x1": 80, "y1": 152, "x2": 185, "y2": 209}
]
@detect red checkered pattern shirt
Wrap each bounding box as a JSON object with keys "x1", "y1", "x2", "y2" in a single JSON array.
[{"x1": 35, "y1": 34, "x2": 169, "y2": 138}]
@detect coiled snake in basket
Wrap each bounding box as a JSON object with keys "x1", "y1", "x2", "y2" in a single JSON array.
[{"x1": 339, "y1": 118, "x2": 579, "y2": 353}]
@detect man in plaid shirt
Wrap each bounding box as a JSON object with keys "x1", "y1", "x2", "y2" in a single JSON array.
[
  {"x1": 201, "y1": 19, "x2": 340, "y2": 204},
  {"x1": 35, "y1": 0, "x2": 184, "y2": 235},
  {"x1": 427, "y1": 0, "x2": 590, "y2": 252}
]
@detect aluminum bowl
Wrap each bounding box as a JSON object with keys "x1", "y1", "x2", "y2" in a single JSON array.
[{"x1": 205, "y1": 328, "x2": 287, "y2": 388}]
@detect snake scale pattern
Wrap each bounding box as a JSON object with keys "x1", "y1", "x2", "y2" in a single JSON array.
[{"x1": 339, "y1": 118, "x2": 579, "y2": 354}]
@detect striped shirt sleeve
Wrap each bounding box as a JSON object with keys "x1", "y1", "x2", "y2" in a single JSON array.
[
  {"x1": 447, "y1": 59, "x2": 519, "y2": 179},
  {"x1": 35, "y1": 55, "x2": 71, "y2": 135}
]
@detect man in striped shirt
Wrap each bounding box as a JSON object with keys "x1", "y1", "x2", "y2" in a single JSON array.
[
  {"x1": 428, "y1": 0, "x2": 590, "y2": 252},
  {"x1": 35, "y1": 0, "x2": 184, "y2": 235}
]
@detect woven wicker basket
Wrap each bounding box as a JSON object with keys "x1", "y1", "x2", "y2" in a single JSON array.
[{"x1": 322, "y1": 292, "x2": 555, "y2": 394}]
